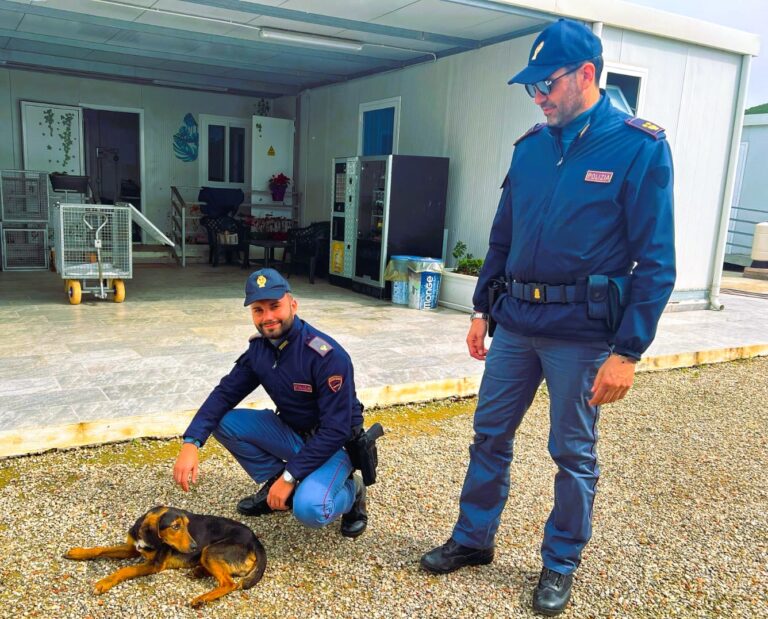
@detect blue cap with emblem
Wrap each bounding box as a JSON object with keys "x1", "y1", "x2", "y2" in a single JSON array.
[
  {"x1": 243, "y1": 268, "x2": 291, "y2": 306},
  {"x1": 508, "y1": 18, "x2": 602, "y2": 85}
]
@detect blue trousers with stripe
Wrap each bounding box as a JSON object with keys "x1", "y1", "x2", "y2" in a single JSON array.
[
  {"x1": 213, "y1": 408, "x2": 356, "y2": 529},
  {"x1": 451, "y1": 326, "x2": 610, "y2": 574}
]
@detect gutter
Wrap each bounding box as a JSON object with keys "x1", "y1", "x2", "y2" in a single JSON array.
[{"x1": 708, "y1": 53, "x2": 752, "y2": 310}]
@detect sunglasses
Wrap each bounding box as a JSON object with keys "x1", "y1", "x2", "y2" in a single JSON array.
[{"x1": 524, "y1": 65, "x2": 582, "y2": 97}]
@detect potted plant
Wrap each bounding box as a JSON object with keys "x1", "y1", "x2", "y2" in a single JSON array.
[
  {"x1": 268, "y1": 173, "x2": 291, "y2": 202},
  {"x1": 438, "y1": 241, "x2": 484, "y2": 313}
]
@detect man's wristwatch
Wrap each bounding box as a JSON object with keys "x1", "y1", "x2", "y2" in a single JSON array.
[
  {"x1": 470, "y1": 311, "x2": 489, "y2": 322},
  {"x1": 282, "y1": 469, "x2": 296, "y2": 484}
]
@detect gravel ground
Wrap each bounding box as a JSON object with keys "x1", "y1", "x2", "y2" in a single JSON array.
[{"x1": 1, "y1": 358, "x2": 767, "y2": 618}]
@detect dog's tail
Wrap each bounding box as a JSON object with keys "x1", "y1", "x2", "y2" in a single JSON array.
[{"x1": 240, "y1": 538, "x2": 267, "y2": 590}]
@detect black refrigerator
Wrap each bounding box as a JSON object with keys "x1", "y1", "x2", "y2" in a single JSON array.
[{"x1": 328, "y1": 155, "x2": 449, "y2": 299}]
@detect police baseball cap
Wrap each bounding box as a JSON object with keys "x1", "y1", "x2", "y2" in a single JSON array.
[
  {"x1": 243, "y1": 268, "x2": 291, "y2": 306},
  {"x1": 508, "y1": 19, "x2": 602, "y2": 85}
]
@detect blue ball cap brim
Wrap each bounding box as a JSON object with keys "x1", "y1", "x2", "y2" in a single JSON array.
[
  {"x1": 244, "y1": 268, "x2": 291, "y2": 306},
  {"x1": 507, "y1": 62, "x2": 562, "y2": 85}
]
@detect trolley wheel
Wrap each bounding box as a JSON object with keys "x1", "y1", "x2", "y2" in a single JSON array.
[
  {"x1": 67, "y1": 280, "x2": 82, "y2": 305},
  {"x1": 112, "y1": 279, "x2": 126, "y2": 303},
  {"x1": 64, "y1": 279, "x2": 72, "y2": 293}
]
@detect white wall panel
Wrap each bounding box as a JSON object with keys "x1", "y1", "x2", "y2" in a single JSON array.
[
  {"x1": 728, "y1": 120, "x2": 768, "y2": 255},
  {"x1": 602, "y1": 27, "x2": 742, "y2": 295},
  {"x1": 299, "y1": 34, "x2": 541, "y2": 262},
  {"x1": 0, "y1": 68, "x2": 289, "y2": 235}
]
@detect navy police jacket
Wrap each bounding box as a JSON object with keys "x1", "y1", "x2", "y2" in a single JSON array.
[
  {"x1": 184, "y1": 318, "x2": 364, "y2": 480},
  {"x1": 473, "y1": 93, "x2": 676, "y2": 359}
]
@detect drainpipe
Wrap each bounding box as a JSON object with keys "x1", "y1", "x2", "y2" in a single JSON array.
[
  {"x1": 708, "y1": 53, "x2": 752, "y2": 310},
  {"x1": 591, "y1": 21, "x2": 603, "y2": 38}
]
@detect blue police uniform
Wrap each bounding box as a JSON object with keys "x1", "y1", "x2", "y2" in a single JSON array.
[
  {"x1": 183, "y1": 271, "x2": 364, "y2": 529},
  {"x1": 451, "y1": 94, "x2": 676, "y2": 572}
]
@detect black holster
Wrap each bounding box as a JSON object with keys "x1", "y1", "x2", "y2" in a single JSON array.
[
  {"x1": 487, "y1": 278, "x2": 506, "y2": 338},
  {"x1": 344, "y1": 423, "x2": 384, "y2": 486}
]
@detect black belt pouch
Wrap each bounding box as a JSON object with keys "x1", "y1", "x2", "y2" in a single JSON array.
[
  {"x1": 345, "y1": 423, "x2": 384, "y2": 486},
  {"x1": 587, "y1": 275, "x2": 610, "y2": 321}
]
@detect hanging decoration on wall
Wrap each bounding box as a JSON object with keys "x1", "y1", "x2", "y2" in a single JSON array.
[
  {"x1": 256, "y1": 98, "x2": 271, "y2": 117},
  {"x1": 21, "y1": 101, "x2": 83, "y2": 174},
  {"x1": 173, "y1": 113, "x2": 198, "y2": 162}
]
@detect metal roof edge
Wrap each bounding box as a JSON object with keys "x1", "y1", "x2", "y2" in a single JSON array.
[
  {"x1": 744, "y1": 113, "x2": 768, "y2": 126},
  {"x1": 494, "y1": 0, "x2": 760, "y2": 56}
]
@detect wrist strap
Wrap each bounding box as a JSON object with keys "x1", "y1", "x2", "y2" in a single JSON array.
[{"x1": 183, "y1": 436, "x2": 201, "y2": 448}]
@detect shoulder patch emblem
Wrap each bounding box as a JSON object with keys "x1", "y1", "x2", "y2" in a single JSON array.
[
  {"x1": 514, "y1": 123, "x2": 545, "y2": 146},
  {"x1": 307, "y1": 336, "x2": 333, "y2": 357},
  {"x1": 625, "y1": 117, "x2": 665, "y2": 140},
  {"x1": 327, "y1": 375, "x2": 343, "y2": 393}
]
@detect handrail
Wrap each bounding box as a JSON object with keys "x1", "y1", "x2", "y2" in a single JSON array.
[{"x1": 170, "y1": 186, "x2": 188, "y2": 267}]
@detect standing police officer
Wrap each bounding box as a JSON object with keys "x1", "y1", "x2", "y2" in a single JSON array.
[
  {"x1": 173, "y1": 268, "x2": 368, "y2": 538},
  {"x1": 420, "y1": 19, "x2": 676, "y2": 616}
]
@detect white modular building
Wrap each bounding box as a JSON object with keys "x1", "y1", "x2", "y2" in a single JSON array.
[{"x1": 0, "y1": 0, "x2": 760, "y2": 308}]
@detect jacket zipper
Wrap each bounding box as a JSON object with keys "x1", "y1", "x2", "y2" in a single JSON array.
[{"x1": 528, "y1": 123, "x2": 591, "y2": 276}]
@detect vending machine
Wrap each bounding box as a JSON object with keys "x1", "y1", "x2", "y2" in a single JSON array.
[{"x1": 328, "y1": 154, "x2": 449, "y2": 299}]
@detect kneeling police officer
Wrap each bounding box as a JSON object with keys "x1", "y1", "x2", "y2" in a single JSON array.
[{"x1": 173, "y1": 268, "x2": 368, "y2": 538}]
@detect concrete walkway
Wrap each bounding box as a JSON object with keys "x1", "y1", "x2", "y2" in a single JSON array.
[{"x1": 1, "y1": 266, "x2": 766, "y2": 458}]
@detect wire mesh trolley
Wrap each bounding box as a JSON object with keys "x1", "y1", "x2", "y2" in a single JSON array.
[{"x1": 53, "y1": 203, "x2": 132, "y2": 304}]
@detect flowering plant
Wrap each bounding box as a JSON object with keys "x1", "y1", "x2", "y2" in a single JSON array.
[{"x1": 268, "y1": 173, "x2": 291, "y2": 189}]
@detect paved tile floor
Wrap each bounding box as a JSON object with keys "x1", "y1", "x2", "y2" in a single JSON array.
[{"x1": 1, "y1": 265, "x2": 766, "y2": 455}]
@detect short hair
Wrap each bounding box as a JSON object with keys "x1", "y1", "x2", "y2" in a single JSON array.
[{"x1": 566, "y1": 56, "x2": 603, "y2": 83}]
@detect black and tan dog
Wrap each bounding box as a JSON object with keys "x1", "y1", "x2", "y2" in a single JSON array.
[{"x1": 64, "y1": 506, "x2": 266, "y2": 607}]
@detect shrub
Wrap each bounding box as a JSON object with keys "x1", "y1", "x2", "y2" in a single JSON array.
[{"x1": 452, "y1": 241, "x2": 484, "y2": 276}]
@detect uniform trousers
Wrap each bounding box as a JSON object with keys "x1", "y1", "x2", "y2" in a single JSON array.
[
  {"x1": 213, "y1": 408, "x2": 356, "y2": 529},
  {"x1": 451, "y1": 326, "x2": 610, "y2": 574}
]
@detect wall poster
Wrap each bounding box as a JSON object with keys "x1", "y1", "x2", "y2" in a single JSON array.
[{"x1": 21, "y1": 101, "x2": 84, "y2": 174}]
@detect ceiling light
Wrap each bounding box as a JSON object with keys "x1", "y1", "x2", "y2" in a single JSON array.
[
  {"x1": 259, "y1": 28, "x2": 363, "y2": 52},
  {"x1": 152, "y1": 79, "x2": 228, "y2": 92}
]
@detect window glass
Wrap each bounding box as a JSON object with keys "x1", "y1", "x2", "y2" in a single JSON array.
[
  {"x1": 208, "y1": 125, "x2": 226, "y2": 182},
  {"x1": 229, "y1": 127, "x2": 245, "y2": 183},
  {"x1": 363, "y1": 107, "x2": 395, "y2": 156},
  {"x1": 606, "y1": 73, "x2": 641, "y2": 115}
]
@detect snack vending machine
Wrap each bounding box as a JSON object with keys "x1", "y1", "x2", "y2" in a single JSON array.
[{"x1": 329, "y1": 155, "x2": 449, "y2": 299}]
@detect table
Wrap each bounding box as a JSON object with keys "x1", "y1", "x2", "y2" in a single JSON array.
[{"x1": 243, "y1": 238, "x2": 288, "y2": 270}]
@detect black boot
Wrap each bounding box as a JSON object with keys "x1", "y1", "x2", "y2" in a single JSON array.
[
  {"x1": 237, "y1": 473, "x2": 292, "y2": 517},
  {"x1": 420, "y1": 539, "x2": 494, "y2": 574},
  {"x1": 340, "y1": 474, "x2": 367, "y2": 538},
  {"x1": 532, "y1": 567, "x2": 574, "y2": 616}
]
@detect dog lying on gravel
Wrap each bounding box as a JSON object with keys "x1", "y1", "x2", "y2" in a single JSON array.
[{"x1": 64, "y1": 505, "x2": 266, "y2": 607}]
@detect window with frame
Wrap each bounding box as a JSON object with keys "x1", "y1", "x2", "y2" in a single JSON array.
[
  {"x1": 602, "y1": 64, "x2": 647, "y2": 117},
  {"x1": 199, "y1": 115, "x2": 250, "y2": 187},
  {"x1": 358, "y1": 97, "x2": 400, "y2": 156}
]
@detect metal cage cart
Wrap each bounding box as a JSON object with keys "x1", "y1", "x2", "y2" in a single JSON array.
[
  {"x1": 0, "y1": 170, "x2": 50, "y2": 271},
  {"x1": 53, "y1": 203, "x2": 132, "y2": 304}
]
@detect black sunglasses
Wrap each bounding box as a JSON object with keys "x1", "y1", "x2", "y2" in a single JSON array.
[{"x1": 524, "y1": 65, "x2": 582, "y2": 98}]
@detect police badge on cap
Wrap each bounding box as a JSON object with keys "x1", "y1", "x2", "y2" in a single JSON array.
[
  {"x1": 243, "y1": 268, "x2": 291, "y2": 305},
  {"x1": 508, "y1": 19, "x2": 602, "y2": 85}
]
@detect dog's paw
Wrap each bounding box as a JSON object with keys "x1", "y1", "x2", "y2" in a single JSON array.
[
  {"x1": 189, "y1": 595, "x2": 208, "y2": 608},
  {"x1": 93, "y1": 578, "x2": 114, "y2": 594},
  {"x1": 64, "y1": 548, "x2": 89, "y2": 560}
]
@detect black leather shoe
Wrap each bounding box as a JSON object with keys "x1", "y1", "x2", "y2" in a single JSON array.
[
  {"x1": 532, "y1": 567, "x2": 574, "y2": 616},
  {"x1": 340, "y1": 474, "x2": 367, "y2": 538},
  {"x1": 420, "y1": 538, "x2": 494, "y2": 574},
  {"x1": 237, "y1": 473, "x2": 292, "y2": 517}
]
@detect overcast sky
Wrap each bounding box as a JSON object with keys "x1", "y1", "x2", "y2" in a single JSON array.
[{"x1": 629, "y1": 0, "x2": 766, "y2": 107}]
